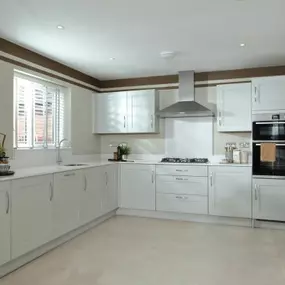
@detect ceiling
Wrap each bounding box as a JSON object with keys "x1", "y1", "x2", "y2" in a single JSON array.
[{"x1": 1, "y1": 0, "x2": 285, "y2": 80}]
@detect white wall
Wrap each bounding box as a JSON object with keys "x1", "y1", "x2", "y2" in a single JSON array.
[
  {"x1": 100, "y1": 88, "x2": 251, "y2": 156},
  {"x1": 0, "y1": 60, "x2": 14, "y2": 157}
]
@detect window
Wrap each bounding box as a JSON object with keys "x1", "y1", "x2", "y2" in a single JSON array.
[{"x1": 14, "y1": 72, "x2": 69, "y2": 149}]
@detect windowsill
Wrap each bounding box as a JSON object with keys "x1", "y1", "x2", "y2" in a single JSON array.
[{"x1": 14, "y1": 147, "x2": 72, "y2": 151}]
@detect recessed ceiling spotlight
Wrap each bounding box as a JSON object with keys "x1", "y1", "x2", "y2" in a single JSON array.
[
  {"x1": 240, "y1": 43, "x2": 246, "y2": 47},
  {"x1": 57, "y1": 25, "x2": 64, "y2": 30},
  {"x1": 160, "y1": 51, "x2": 176, "y2": 59},
  {"x1": 109, "y1": 57, "x2": 116, "y2": 60}
]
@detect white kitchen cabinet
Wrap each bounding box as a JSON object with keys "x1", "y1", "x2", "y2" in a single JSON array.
[
  {"x1": 120, "y1": 164, "x2": 155, "y2": 210},
  {"x1": 94, "y1": 90, "x2": 159, "y2": 134},
  {"x1": 209, "y1": 166, "x2": 251, "y2": 218},
  {"x1": 0, "y1": 182, "x2": 11, "y2": 266},
  {"x1": 11, "y1": 175, "x2": 53, "y2": 259},
  {"x1": 80, "y1": 167, "x2": 104, "y2": 225},
  {"x1": 253, "y1": 179, "x2": 285, "y2": 221},
  {"x1": 95, "y1": 92, "x2": 128, "y2": 133},
  {"x1": 252, "y1": 76, "x2": 285, "y2": 112},
  {"x1": 53, "y1": 171, "x2": 83, "y2": 239},
  {"x1": 101, "y1": 165, "x2": 118, "y2": 215},
  {"x1": 128, "y1": 90, "x2": 159, "y2": 133},
  {"x1": 217, "y1": 83, "x2": 251, "y2": 132}
]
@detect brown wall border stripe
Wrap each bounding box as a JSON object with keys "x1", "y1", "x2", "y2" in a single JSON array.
[
  {"x1": 0, "y1": 38, "x2": 100, "y2": 88},
  {"x1": 0, "y1": 56, "x2": 98, "y2": 93}
]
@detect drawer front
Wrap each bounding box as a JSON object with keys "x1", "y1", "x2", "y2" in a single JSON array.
[
  {"x1": 156, "y1": 193, "x2": 208, "y2": 215},
  {"x1": 156, "y1": 165, "x2": 208, "y2": 176},
  {"x1": 156, "y1": 175, "x2": 208, "y2": 196}
]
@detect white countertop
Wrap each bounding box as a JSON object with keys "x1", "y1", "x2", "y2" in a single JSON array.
[{"x1": 0, "y1": 160, "x2": 251, "y2": 181}]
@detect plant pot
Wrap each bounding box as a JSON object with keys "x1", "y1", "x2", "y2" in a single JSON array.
[{"x1": 121, "y1": 154, "x2": 127, "y2": 161}]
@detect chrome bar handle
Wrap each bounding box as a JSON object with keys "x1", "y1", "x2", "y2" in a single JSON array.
[
  {"x1": 210, "y1": 173, "x2": 213, "y2": 187},
  {"x1": 124, "y1": 116, "x2": 126, "y2": 128},
  {"x1": 6, "y1": 191, "x2": 9, "y2": 214},
  {"x1": 254, "y1": 184, "x2": 258, "y2": 200},
  {"x1": 64, "y1": 173, "x2": 75, "y2": 177},
  {"x1": 151, "y1": 115, "x2": 154, "y2": 129},
  {"x1": 84, "y1": 175, "x2": 87, "y2": 191},
  {"x1": 152, "y1": 171, "x2": 154, "y2": 184},
  {"x1": 105, "y1": 172, "x2": 108, "y2": 186},
  {"x1": 50, "y1": 182, "x2": 54, "y2": 201}
]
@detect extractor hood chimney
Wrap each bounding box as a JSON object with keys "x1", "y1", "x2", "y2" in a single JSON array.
[{"x1": 158, "y1": 71, "x2": 214, "y2": 118}]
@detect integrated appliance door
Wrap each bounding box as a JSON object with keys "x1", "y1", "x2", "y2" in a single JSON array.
[
  {"x1": 252, "y1": 113, "x2": 285, "y2": 141},
  {"x1": 253, "y1": 142, "x2": 285, "y2": 177}
]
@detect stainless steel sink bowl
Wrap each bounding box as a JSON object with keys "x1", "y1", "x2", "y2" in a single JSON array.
[{"x1": 63, "y1": 163, "x2": 89, "y2": 167}]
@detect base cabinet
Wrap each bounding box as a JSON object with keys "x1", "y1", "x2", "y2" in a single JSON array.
[
  {"x1": 11, "y1": 175, "x2": 53, "y2": 259},
  {"x1": 120, "y1": 164, "x2": 155, "y2": 210},
  {"x1": 0, "y1": 182, "x2": 11, "y2": 266},
  {"x1": 52, "y1": 171, "x2": 83, "y2": 239},
  {"x1": 253, "y1": 179, "x2": 285, "y2": 221},
  {"x1": 209, "y1": 166, "x2": 251, "y2": 218},
  {"x1": 101, "y1": 165, "x2": 118, "y2": 215},
  {"x1": 80, "y1": 167, "x2": 104, "y2": 225}
]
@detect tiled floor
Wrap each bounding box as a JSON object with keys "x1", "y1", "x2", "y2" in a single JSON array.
[{"x1": 1, "y1": 216, "x2": 285, "y2": 285}]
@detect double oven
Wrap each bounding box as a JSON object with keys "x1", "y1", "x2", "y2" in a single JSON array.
[{"x1": 252, "y1": 113, "x2": 285, "y2": 178}]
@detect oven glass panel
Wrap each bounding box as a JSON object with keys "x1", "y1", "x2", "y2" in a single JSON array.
[
  {"x1": 253, "y1": 121, "x2": 285, "y2": 141},
  {"x1": 253, "y1": 143, "x2": 285, "y2": 176}
]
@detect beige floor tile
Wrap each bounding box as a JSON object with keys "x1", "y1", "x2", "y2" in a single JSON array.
[{"x1": 1, "y1": 216, "x2": 285, "y2": 285}]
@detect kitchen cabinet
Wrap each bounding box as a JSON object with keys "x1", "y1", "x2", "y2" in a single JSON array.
[
  {"x1": 252, "y1": 76, "x2": 285, "y2": 112},
  {"x1": 53, "y1": 171, "x2": 83, "y2": 239},
  {"x1": 11, "y1": 175, "x2": 53, "y2": 259},
  {"x1": 127, "y1": 90, "x2": 159, "y2": 133},
  {"x1": 209, "y1": 166, "x2": 251, "y2": 218},
  {"x1": 101, "y1": 165, "x2": 118, "y2": 215},
  {"x1": 94, "y1": 90, "x2": 159, "y2": 134},
  {"x1": 120, "y1": 164, "x2": 155, "y2": 210},
  {"x1": 253, "y1": 179, "x2": 285, "y2": 221},
  {"x1": 95, "y1": 91, "x2": 128, "y2": 133},
  {"x1": 217, "y1": 83, "x2": 251, "y2": 132},
  {"x1": 80, "y1": 167, "x2": 104, "y2": 225},
  {"x1": 0, "y1": 182, "x2": 11, "y2": 266}
]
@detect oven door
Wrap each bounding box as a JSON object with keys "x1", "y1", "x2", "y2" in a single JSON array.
[
  {"x1": 253, "y1": 142, "x2": 285, "y2": 177},
  {"x1": 253, "y1": 121, "x2": 285, "y2": 141}
]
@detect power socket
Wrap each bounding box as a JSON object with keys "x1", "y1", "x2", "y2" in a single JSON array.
[{"x1": 239, "y1": 142, "x2": 250, "y2": 148}]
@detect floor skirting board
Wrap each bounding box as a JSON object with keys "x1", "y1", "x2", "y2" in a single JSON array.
[{"x1": 0, "y1": 210, "x2": 116, "y2": 279}]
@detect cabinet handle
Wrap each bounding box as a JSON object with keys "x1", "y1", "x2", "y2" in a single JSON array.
[
  {"x1": 210, "y1": 173, "x2": 213, "y2": 187},
  {"x1": 254, "y1": 184, "x2": 258, "y2": 200},
  {"x1": 124, "y1": 116, "x2": 126, "y2": 128},
  {"x1": 6, "y1": 191, "x2": 9, "y2": 214},
  {"x1": 176, "y1": 196, "x2": 183, "y2": 199},
  {"x1": 176, "y1": 169, "x2": 188, "y2": 172},
  {"x1": 254, "y1": 87, "x2": 259, "y2": 103},
  {"x1": 64, "y1": 173, "x2": 75, "y2": 177},
  {"x1": 151, "y1": 115, "x2": 154, "y2": 129},
  {"x1": 105, "y1": 172, "x2": 108, "y2": 186},
  {"x1": 50, "y1": 182, "x2": 54, "y2": 201},
  {"x1": 151, "y1": 171, "x2": 154, "y2": 184},
  {"x1": 84, "y1": 175, "x2": 87, "y2": 191},
  {"x1": 176, "y1": 177, "x2": 183, "y2": 181}
]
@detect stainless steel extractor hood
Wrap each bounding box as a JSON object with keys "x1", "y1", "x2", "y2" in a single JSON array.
[{"x1": 158, "y1": 71, "x2": 214, "y2": 118}]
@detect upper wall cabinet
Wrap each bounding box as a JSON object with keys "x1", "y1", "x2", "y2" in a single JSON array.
[
  {"x1": 94, "y1": 90, "x2": 159, "y2": 134},
  {"x1": 217, "y1": 83, "x2": 252, "y2": 132},
  {"x1": 252, "y1": 76, "x2": 285, "y2": 112}
]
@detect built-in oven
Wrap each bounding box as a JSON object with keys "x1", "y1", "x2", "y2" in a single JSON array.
[
  {"x1": 252, "y1": 113, "x2": 285, "y2": 141},
  {"x1": 252, "y1": 113, "x2": 285, "y2": 178}
]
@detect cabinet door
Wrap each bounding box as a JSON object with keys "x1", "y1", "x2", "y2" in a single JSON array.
[
  {"x1": 53, "y1": 171, "x2": 82, "y2": 239},
  {"x1": 128, "y1": 90, "x2": 158, "y2": 133},
  {"x1": 80, "y1": 167, "x2": 104, "y2": 225},
  {"x1": 120, "y1": 164, "x2": 155, "y2": 210},
  {"x1": 0, "y1": 182, "x2": 11, "y2": 266},
  {"x1": 11, "y1": 175, "x2": 53, "y2": 259},
  {"x1": 217, "y1": 83, "x2": 251, "y2": 132},
  {"x1": 252, "y1": 77, "x2": 285, "y2": 112},
  {"x1": 102, "y1": 165, "x2": 118, "y2": 214},
  {"x1": 209, "y1": 167, "x2": 251, "y2": 218},
  {"x1": 95, "y1": 92, "x2": 128, "y2": 133},
  {"x1": 253, "y1": 179, "x2": 285, "y2": 221}
]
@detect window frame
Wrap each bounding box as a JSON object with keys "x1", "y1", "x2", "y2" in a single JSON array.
[{"x1": 14, "y1": 71, "x2": 70, "y2": 150}]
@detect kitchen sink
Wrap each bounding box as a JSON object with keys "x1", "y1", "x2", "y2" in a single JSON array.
[{"x1": 63, "y1": 163, "x2": 89, "y2": 167}]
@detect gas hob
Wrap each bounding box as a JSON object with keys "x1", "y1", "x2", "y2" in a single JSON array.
[{"x1": 160, "y1": 157, "x2": 209, "y2": 164}]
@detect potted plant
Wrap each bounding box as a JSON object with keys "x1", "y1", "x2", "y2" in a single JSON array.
[
  {"x1": 0, "y1": 145, "x2": 5, "y2": 157},
  {"x1": 119, "y1": 145, "x2": 131, "y2": 161}
]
